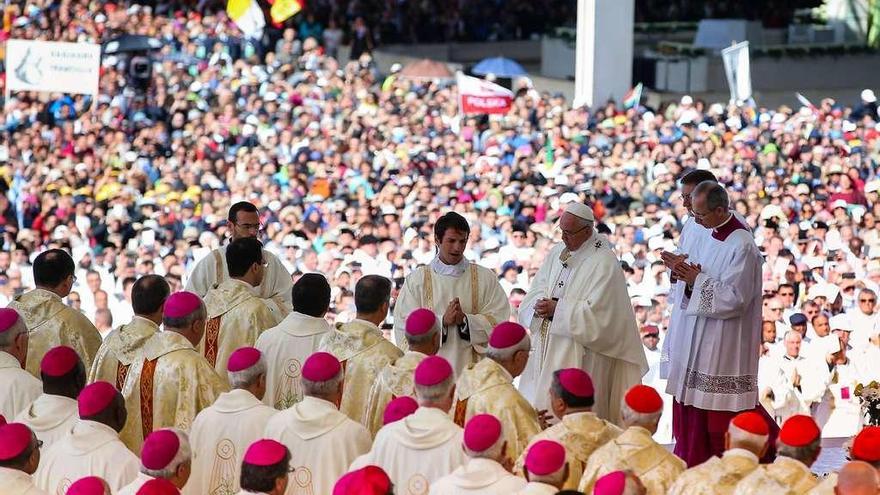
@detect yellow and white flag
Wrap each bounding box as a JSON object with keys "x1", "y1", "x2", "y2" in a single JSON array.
[{"x1": 227, "y1": 0, "x2": 266, "y2": 38}]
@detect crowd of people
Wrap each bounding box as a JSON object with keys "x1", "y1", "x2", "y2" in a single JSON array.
[{"x1": 0, "y1": 0, "x2": 880, "y2": 494}]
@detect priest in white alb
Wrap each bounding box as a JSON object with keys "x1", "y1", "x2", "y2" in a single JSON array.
[
  {"x1": 665, "y1": 182, "x2": 774, "y2": 467},
  {"x1": 202, "y1": 237, "x2": 284, "y2": 384},
  {"x1": 186, "y1": 201, "x2": 293, "y2": 313},
  {"x1": 255, "y1": 274, "x2": 332, "y2": 410},
  {"x1": 659, "y1": 170, "x2": 718, "y2": 379},
  {"x1": 363, "y1": 307, "x2": 440, "y2": 436},
  {"x1": 518, "y1": 203, "x2": 648, "y2": 425},
  {"x1": 393, "y1": 212, "x2": 510, "y2": 375},
  {"x1": 16, "y1": 346, "x2": 84, "y2": 449},
  {"x1": 351, "y1": 355, "x2": 467, "y2": 492},
  {"x1": 88, "y1": 275, "x2": 169, "y2": 390},
  {"x1": 186, "y1": 347, "x2": 276, "y2": 495},
  {"x1": 263, "y1": 352, "x2": 371, "y2": 495},
  {"x1": 34, "y1": 381, "x2": 140, "y2": 493}
]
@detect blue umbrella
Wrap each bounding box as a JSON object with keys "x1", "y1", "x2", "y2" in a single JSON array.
[{"x1": 472, "y1": 57, "x2": 527, "y2": 78}]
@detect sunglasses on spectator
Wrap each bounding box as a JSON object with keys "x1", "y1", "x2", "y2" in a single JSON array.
[{"x1": 642, "y1": 333, "x2": 660, "y2": 339}]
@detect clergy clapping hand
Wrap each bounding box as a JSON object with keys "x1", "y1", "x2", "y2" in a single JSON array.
[
  {"x1": 671, "y1": 261, "x2": 702, "y2": 287},
  {"x1": 534, "y1": 298, "x2": 558, "y2": 319},
  {"x1": 443, "y1": 298, "x2": 467, "y2": 327}
]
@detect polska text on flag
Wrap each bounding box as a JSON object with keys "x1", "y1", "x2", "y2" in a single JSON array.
[{"x1": 456, "y1": 72, "x2": 514, "y2": 115}]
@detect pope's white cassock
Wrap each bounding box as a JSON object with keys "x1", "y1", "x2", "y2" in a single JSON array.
[
  {"x1": 0, "y1": 351, "x2": 42, "y2": 420},
  {"x1": 185, "y1": 244, "x2": 293, "y2": 314},
  {"x1": 263, "y1": 396, "x2": 371, "y2": 495},
  {"x1": 185, "y1": 389, "x2": 278, "y2": 495},
  {"x1": 665, "y1": 213, "x2": 763, "y2": 463},
  {"x1": 518, "y1": 204, "x2": 648, "y2": 424},
  {"x1": 14, "y1": 393, "x2": 79, "y2": 449},
  {"x1": 393, "y1": 257, "x2": 510, "y2": 375},
  {"x1": 350, "y1": 406, "x2": 468, "y2": 493},
  {"x1": 34, "y1": 420, "x2": 140, "y2": 494},
  {"x1": 255, "y1": 312, "x2": 330, "y2": 410}
]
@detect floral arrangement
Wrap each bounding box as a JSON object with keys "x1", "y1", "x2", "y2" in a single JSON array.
[{"x1": 855, "y1": 381, "x2": 880, "y2": 427}]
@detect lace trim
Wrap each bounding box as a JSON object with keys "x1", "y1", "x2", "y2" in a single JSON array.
[
  {"x1": 698, "y1": 278, "x2": 714, "y2": 313},
  {"x1": 685, "y1": 368, "x2": 757, "y2": 395}
]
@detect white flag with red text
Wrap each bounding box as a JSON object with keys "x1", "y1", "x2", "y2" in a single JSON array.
[{"x1": 457, "y1": 72, "x2": 513, "y2": 115}]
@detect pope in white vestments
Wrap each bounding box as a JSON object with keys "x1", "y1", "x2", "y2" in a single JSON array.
[
  {"x1": 518, "y1": 204, "x2": 647, "y2": 424},
  {"x1": 264, "y1": 352, "x2": 371, "y2": 495},
  {"x1": 185, "y1": 202, "x2": 292, "y2": 314},
  {"x1": 35, "y1": 382, "x2": 140, "y2": 494},
  {"x1": 352, "y1": 356, "x2": 468, "y2": 493},
  {"x1": 0, "y1": 309, "x2": 42, "y2": 421},
  {"x1": 255, "y1": 274, "x2": 333, "y2": 410},
  {"x1": 186, "y1": 348, "x2": 278, "y2": 495},
  {"x1": 393, "y1": 212, "x2": 510, "y2": 375}
]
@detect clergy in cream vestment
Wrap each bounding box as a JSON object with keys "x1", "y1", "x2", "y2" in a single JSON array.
[
  {"x1": 187, "y1": 348, "x2": 277, "y2": 495},
  {"x1": 393, "y1": 212, "x2": 510, "y2": 375},
  {"x1": 201, "y1": 238, "x2": 284, "y2": 384},
  {"x1": 430, "y1": 414, "x2": 527, "y2": 494},
  {"x1": 0, "y1": 422, "x2": 48, "y2": 495},
  {"x1": 453, "y1": 322, "x2": 541, "y2": 463},
  {"x1": 665, "y1": 183, "x2": 768, "y2": 467},
  {"x1": 363, "y1": 308, "x2": 439, "y2": 436},
  {"x1": 578, "y1": 385, "x2": 686, "y2": 495},
  {"x1": 667, "y1": 411, "x2": 770, "y2": 495},
  {"x1": 733, "y1": 415, "x2": 821, "y2": 495},
  {"x1": 9, "y1": 250, "x2": 102, "y2": 377},
  {"x1": 238, "y1": 439, "x2": 292, "y2": 495},
  {"x1": 118, "y1": 292, "x2": 228, "y2": 453},
  {"x1": 518, "y1": 204, "x2": 647, "y2": 425},
  {"x1": 515, "y1": 369, "x2": 621, "y2": 491},
  {"x1": 319, "y1": 275, "x2": 403, "y2": 427},
  {"x1": 352, "y1": 356, "x2": 467, "y2": 494},
  {"x1": 0, "y1": 309, "x2": 41, "y2": 420},
  {"x1": 16, "y1": 346, "x2": 85, "y2": 449},
  {"x1": 255, "y1": 274, "x2": 332, "y2": 410},
  {"x1": 263, "y1": 352, "x2": 371, "y2": 495},
  {"x1": 518, "y1": 440, "x2": 568, "y2": 494},
  {"x1": 89, "y1": 275, "x2": 170, "y2": 389},
  {"x1": 118, "y1": 428, "x2": 192, "y2": 495},
  {"x1": 186, "y1": 202, "x2": 293, "y2": 314},
  {"x1": 35, "y1": 382, "x2": 140, "y2": 494}
]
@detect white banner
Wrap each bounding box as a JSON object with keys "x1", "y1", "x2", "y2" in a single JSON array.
[
  {"x1": 4, "y1": 39, "x2": 101, "y2": 99},
  {"x1": 721, "y1": 41, "x2": 752, "y2": 104}
]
